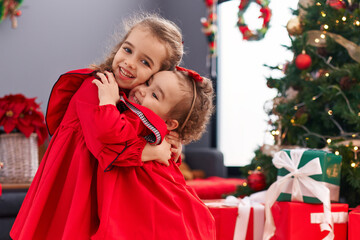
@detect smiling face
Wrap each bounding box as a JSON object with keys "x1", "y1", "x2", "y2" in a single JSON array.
[
  {"x1": 128, "y1": 71, "x2": 184, "y2": 127},
  {"x1": 111, "y1": 26, "x2": 168, "y2": 90}
]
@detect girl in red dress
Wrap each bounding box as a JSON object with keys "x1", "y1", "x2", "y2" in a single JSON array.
[
  {"x1": 11, "y1": 13, "x2": 184, "y2": 240},
  {"x1": 89, "y1": 67, "x2": 216, "y2": 240}
]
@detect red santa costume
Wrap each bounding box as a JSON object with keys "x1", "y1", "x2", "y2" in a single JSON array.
[{"x1": 11, "y1": 69, "x2": 216, "y2": 240}]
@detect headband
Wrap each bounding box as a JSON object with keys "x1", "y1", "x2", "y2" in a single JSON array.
[{"x1": 175, "y1": 66, "x2": 203, "y2": 132}]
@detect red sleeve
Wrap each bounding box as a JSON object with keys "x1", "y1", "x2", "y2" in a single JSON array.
[
  {"x1": 74, "y1": 78, "x2": 146, "y2": 170},
  {"x1": 46, "y1": 69, "x2": 95, "y2": 136}
]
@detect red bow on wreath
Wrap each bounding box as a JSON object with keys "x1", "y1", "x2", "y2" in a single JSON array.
[{"x1": 175, "y1": 66, "x2": 203, "y2": 83}]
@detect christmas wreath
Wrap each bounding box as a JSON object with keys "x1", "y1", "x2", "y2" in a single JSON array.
[{"x1": 237, "y1": 0, "x2": 271, "y2": 40}]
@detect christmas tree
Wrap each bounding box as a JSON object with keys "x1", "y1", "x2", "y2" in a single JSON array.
[{"x1": 237, "y1": 0, "x2": 360, "y2": 207}]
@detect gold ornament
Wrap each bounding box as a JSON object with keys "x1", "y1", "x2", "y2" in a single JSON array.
[{"x1": 286, "y1": 17, "x2": 303, "y2": 36}]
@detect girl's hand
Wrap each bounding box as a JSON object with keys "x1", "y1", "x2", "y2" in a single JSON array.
[
  {"x1": 92, "y1": 71, "x2": 120, "y2": 106},
  {"x1": 142, "y1": 141, "x2": 172, "y2": 166},
  {"x1": 165, "y1": 131, "x2": 183, "y2": 163}
]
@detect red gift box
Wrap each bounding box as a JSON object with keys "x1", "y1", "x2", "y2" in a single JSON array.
[
  {"x1": 348, "y1": 207, "x2": 360, "y2": 240},
  {"x1": 271, "y1": 202, "x2": 348, "y2": 240},
  {"x1": 203, "y1": 199, "x2": 260, "y2": 240}
]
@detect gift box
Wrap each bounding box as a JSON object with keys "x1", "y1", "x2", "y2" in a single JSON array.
[
  {"x1": 277, "y1": 149, "x2": 342, "y2": 203},
  {"x1": 348, "y1": 207, "x2": 360, "y2": 240},
  {"x1": 203, "y1": 195, "x2": 265, "y2": 240},
  {"x1": 271, "y1": 202, "x2": 348, "y2": 240},
  {"x1": 263, "y1": 149, "x2": 343, "y2": 240}
]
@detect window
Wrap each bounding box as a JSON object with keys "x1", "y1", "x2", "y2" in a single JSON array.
[{"x1": 217, "y1": 0, "x2": 299, "y2": 166}]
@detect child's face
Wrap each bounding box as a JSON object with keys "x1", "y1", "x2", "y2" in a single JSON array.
[
  {"x1": 112, "y1": 26, "x2": 168, "y2": 90},
  {"x1": 128, "y1": 71, "x2": 183, "y2": 122}
]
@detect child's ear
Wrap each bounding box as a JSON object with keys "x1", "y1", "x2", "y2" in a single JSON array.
[{"x1": 165, "y1": 119, "x2": 179, "y2": 131}]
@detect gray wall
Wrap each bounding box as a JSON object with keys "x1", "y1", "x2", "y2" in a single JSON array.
[{"x1": 0, "y1": 0, "x2": 211, "y2": 148}]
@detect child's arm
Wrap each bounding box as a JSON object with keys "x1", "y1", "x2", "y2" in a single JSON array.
[
  {"x1": 84, "y1": 71, "x2": 173, "y2": 168},
  {"x1": 142, "y1": 140, "x2": 172, "y2": 166},
  {"x1": 165, "y1": 131, "x2": 183, "y2": 163}
]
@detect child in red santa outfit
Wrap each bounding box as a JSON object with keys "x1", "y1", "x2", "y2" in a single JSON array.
[
  {"x1": 89, "y1": 66, "x2": 216, "y2": 240},
  {"x1": 11, "y1": 13, "x2": 185, "y2": 240}
]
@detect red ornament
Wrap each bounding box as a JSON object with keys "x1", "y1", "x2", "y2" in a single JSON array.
[
  {"x1": 326, "y1": 0, "x2": 346, "y2": 10},
  {"x1": 247, "y1": 170, "x2": 266, "y2": 191},
  {"x1": 295, "y1": 53, "x2": 312, "y2": 70}
]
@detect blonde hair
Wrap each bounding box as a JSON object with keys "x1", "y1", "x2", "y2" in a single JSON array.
[
  {"x1": 169, "y1": 71, "x2": 214, "y2": 144},
  {"x1": 91, "y1": 12, "x2": 183, "y2": 72}
]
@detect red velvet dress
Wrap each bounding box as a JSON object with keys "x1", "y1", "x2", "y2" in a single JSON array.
[
  {"x1": 78, "y1": 95, "x2": 216, "y2": 240},
  {"x1": 10, "y1": 69, "x2": 158, "y2": 239},
  {"x1": 11, "y1": 69, "x2": 216, "y2": 240}
]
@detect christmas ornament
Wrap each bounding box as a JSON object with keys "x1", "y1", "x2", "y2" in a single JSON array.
[
  {"x1": 286, "y1": 16, "x2": 303, "y2": 36},
  {"x1": 201, "y1": 0, "x2": 217, "y2": 56},
  {"x1": 295, "y1": 52, "x2": 312, "y2": 70},
  {"x1": 0, "y1": 0, "x2": 23, "y2": 28},
  {"x1": 285, "y1": 87, "x2": 299, "y2": 101},
  {"x1": 339, "y1": 76, "x2": 357, "y2": 91},
  {"x1": 237, "y1": 0, "x2": 272, "y2": 41},
  {"x1": 326, "y1": 0, "x2": 346, "y2": 10},
  {"x1": 247, "y1": 170, "x2": 266, "y2": 191}
]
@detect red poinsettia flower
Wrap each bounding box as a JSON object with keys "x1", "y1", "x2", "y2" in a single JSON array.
[
  {"x1": 0, "y1": 94, "x2": 48, "y2": 145},
  {"x1": 238, "y1": 25, "x2": 252, "y2": 40},
  {"x1": 260, "y1": 7, "x2": 271, "y2": 27}
]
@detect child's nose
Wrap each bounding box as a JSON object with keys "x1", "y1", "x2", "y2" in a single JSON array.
[
  {"x1": 125, "y1": 56, "x2": 136, "y2": 69},
  {"x1": 138, "y1": 87, "x2": 146, "y2": 97}
]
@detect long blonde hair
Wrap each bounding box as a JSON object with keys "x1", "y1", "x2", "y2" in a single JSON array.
[{"x1": 91, "y1": 12, "x2": 183, "y2": 72}]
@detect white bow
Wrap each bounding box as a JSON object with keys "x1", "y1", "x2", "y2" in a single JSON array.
[
  {"x1": 225, "y1": 191, "x2": 266, "y2": 240},
  {"x1": 262, "y1": 149, "x2": 334, "y2": 240}
]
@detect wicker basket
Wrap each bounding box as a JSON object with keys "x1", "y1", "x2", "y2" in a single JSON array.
[{"x1": 0, "y1": 133, "x2": 39, "y2": 184}]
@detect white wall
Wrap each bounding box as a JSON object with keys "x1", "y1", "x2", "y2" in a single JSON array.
[{"x1": 0, "y1": 0, "x2": 160, "y2": 113}]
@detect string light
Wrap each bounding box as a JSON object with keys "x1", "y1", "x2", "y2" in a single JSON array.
[
  {"x1": 256, "y1": 166, "x2": 262, "y2": 171},
  {"x1": 342, "y1": 16, "x2": 347, "y2": 22},
  {"x1": 351, "y1": 162, "x2": 357, "y2": 168},
  {"x1": 294, "y1": 106, "x2": 298, "y2": 110},
  {"x1": 321, "y1": 11, "x2": 326, "y2": 17},
  {"x1": 242, "y1": 182, "x2": 248, "y2": 187},
  {"x1": 312, "y1": 96, "x2": 317, "y2": 101},
  {"x1": 328, "y1": 110, "x2": 333, "y2": 115},
  {"x1": 327, "y1": 138, "x2": 332, "y2": 144},
  {"x1": 325, "y1": 72, "x2": 330, "y2": 77},
  {"x1": 320, "y1": 33, "x2": 326, "y2": 39},
  {"x1": 278, "y1": 64, "x2": 283, "y2": 70},
  {"x1": 315, "y1": 38, "x2": 320, "y2": 43},
  {"x1": 323, "y1": 24, "x2": 329, "y2": 30},
  {"x1": 335, "y1": 151, "x2": 340, "y2": 155},
  {"x1": 316, "y1": 2, "x2": 321, "y2": 6},
  {"x1": 355, "y1": 20, "x2": 360, "y2": 26},
  {"x1": 336, "y1": 20, "x2": 340, "y2": 24},
  {"x1": 352, "y1": 146, "x2": 359, "y2": 160}
]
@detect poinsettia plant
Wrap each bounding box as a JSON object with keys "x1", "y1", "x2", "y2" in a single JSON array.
[{"x1": 0, "y1": 94, "x2": 48, "y2": 145}]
